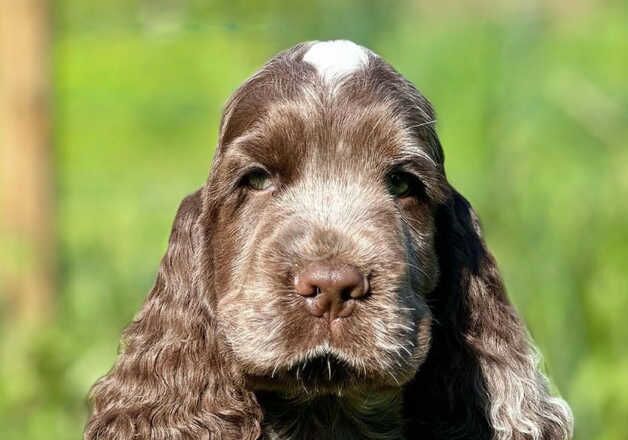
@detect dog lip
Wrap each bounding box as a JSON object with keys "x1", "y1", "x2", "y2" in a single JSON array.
[{"x1": 285, "y1": 352, "x2": 354, "y2": 385}]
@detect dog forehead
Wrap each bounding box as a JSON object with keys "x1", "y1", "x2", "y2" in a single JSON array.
[
  {"x1": 302, "y1": 40, "x2": 371, "y2": 83},
  {"x1": 220, "y1": 41, "x2": 443, "y2": 167}
]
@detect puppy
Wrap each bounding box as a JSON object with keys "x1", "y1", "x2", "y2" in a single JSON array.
[{"x1": 85, "y1": 40, "x2": 573, "y2": 440}]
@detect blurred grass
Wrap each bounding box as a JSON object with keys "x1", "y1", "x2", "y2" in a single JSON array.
[{"x1": 1, "y1": 1, "x2": 627, "y2": 439}]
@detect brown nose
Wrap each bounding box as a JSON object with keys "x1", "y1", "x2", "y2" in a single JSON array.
[{"x1": 294, "y1": 262, "x2": 369, "y2": 320}]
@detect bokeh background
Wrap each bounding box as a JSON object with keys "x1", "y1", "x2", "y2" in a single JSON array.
[{"x1": 0, "y1": 1, "x2": 626, "y2": 439}]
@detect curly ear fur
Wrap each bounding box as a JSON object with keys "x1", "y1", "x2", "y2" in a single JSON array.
[
  {"x1": 84, "y1": 189, "x2": 262, "y2": 440},
  {"x1": 404, "y1": 190, "x2": 573, "y2": 440}
]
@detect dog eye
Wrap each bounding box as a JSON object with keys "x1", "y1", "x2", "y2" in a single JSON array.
[
  {"x1": 386, "y1": 172, "x2": 412, "y2": 198},
  {"x1": 243, "y1": 169, "x2": 273, "y2": 191}
]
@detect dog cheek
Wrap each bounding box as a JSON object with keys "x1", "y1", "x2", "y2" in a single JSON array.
[{"x1": 216, "y1": 297, "x2": 285, "y2": 372}]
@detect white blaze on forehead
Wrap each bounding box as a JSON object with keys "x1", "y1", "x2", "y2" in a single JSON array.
[{"x1": 303, "y1": 40, "x2": 370, "y2": 83}]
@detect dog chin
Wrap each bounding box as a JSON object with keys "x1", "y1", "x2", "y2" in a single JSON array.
[{"x1": 246, "y1": 351, "x2": 382, "y2": 397}]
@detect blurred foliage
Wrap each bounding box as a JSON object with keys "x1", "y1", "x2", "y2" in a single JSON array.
[{"x1": 1, "y1": 0, "x2": 627, "y2": 439}]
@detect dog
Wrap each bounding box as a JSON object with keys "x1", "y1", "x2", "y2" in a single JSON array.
[{"x1": 85, "y1": 40, "x2": 573, "y2": 440}]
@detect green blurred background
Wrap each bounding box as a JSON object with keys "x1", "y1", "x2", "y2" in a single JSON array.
[{"x1": 0, "y1": 0, "x2": 626, "y2": 438}]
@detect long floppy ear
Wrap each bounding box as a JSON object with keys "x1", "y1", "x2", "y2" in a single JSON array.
[
  {"x1": 404, "y1": 190, "x2": 573, "y2": 440},
  {"x1": 84, "y1": 189, "x2": 262, "y2": 440}
]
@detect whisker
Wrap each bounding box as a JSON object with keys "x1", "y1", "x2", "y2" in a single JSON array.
[
  {"x1": 327, "y1": 357, "x2": 332, "y2": 381},
  {"x1": 387, "y1": 370, "x2": 401, "y2": 386}
]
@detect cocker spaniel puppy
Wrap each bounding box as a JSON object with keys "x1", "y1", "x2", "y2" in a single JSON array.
[{"x1": 85, "y1": 40, "x2": 573, "y2": 440}]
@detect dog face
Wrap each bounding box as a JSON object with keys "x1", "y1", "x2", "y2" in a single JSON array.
[{"x1": 205, "y1": 41, "x2": 449, "y2": 395}]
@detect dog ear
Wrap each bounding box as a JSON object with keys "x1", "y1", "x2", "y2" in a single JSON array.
[
  {"x1": 404, "y1": 190, "x2": 573, "y2": 439},
  {"x1": 84, "y1": 189, "x2": 262, "y2": 440}
]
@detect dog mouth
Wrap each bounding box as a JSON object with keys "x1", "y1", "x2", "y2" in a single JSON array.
[
  {"x1": 285, "y1": 353, "x2": 356, "y2": 386},
  {"x1": 248, "y1": 351, "x2": 372, "y2": 395}
]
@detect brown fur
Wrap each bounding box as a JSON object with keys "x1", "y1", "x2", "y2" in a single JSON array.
[{"x1": 85, "y1": 41, "x2": 572, "y2": 440}]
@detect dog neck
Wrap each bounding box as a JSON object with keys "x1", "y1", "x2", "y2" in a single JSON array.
[{"x1": 256, "y1": 389, "x2": 405, "y2": 440}]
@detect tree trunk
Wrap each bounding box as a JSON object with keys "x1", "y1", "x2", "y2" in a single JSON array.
[{"x1": 0, "y1": 0, "x2": 54, "y2": 326}]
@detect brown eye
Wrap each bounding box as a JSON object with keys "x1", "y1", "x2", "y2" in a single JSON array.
[
  {"x1": 244, "y1": 169, "x2": 273, "y2": 191},
  {"x1": 387, "y1": 172, "x2": 412, "y2": 198}
]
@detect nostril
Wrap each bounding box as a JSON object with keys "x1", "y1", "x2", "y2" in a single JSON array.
[{"x1": 340, "y1": 287, "x2": 352, "y2": 302}]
